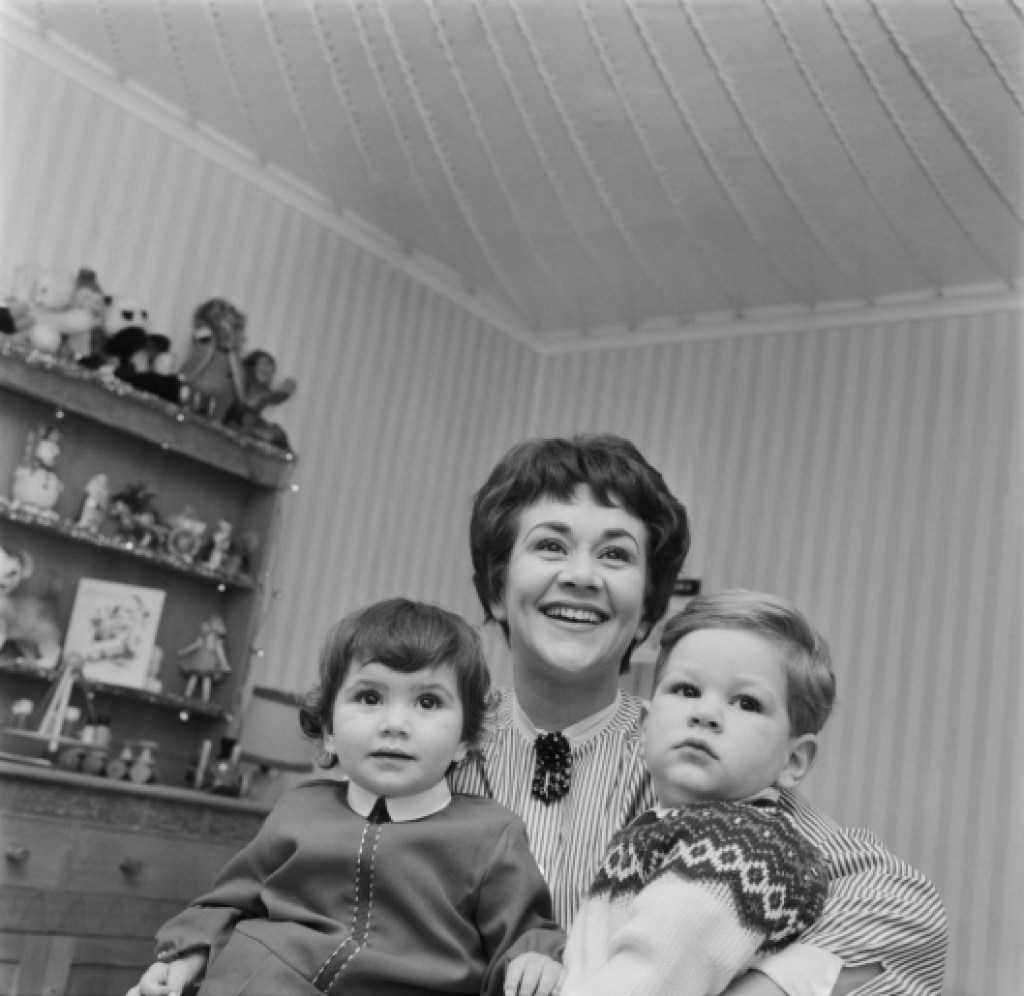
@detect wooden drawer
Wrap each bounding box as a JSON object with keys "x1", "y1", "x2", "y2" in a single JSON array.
[
  {"x1": 0, "y1": 815, "x2": 72, "y2": 890},
  {"x1": 67, "y1": 826, "x2": 239, "y2": 902}
]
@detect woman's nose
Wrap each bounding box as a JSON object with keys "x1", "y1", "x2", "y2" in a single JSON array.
[{"x1": 558, "y1": 552, "x2": 599, "y2": 588}]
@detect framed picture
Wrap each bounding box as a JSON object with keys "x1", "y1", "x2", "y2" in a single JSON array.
[{"x1": 63, "y1": 579, "x2": 165, "y2": 689}]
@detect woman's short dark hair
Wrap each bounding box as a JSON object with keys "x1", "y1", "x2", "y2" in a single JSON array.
[
  {"x1": 299, "y1": 598, "x2": 491, "y2": 769},
  {"x1": 654, "y1": 589, "x2": 837, "y2": 737},
  {"x1": 470, "y1": 435, "x2": 690, "y2": 653}
]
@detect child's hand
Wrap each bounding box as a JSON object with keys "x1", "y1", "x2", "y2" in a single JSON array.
[
  {"x1": 505, "y1": 952, "x2": 564, "y2": 996},
  {"x1": 126, "y1": 952, "x2": 206, "y2": 996}
]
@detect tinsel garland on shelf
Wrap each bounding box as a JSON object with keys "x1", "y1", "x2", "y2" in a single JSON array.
[{"x1": 0, "y1": 339, "x2": 295, "y2": 462}]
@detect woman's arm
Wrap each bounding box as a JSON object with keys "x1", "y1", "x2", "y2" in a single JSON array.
[{"x1": 779, "y1": 791, "x2": 947, "y2": 995}]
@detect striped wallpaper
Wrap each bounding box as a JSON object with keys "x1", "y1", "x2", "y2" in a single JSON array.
[
  {"x1": 3, "y1": 33, "x2": 1020, "y2": 995},
  {"x1": 529, "y1": 315, "x2": 1023, "y2": 995}
]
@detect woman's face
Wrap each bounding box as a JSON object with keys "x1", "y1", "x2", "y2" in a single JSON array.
[{"x1": 491, "y1": 485, "x2": 648, "y2": 685}]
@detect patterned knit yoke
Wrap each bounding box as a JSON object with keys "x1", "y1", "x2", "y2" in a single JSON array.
[{"x1": 591, "y1": 800, "x2": 828, "y2": 954}]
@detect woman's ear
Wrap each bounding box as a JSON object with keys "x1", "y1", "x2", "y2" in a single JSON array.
[
  {"x1": 775, "y1": 734, "x2": 818, "y2": 791},
  {"x1": 453, "y1": 741, "x2": 469, "y2": 765}
]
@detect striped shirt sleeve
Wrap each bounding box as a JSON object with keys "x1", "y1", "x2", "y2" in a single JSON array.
[{"x1": 778, "y1": 790, "x2": 947, "y2": 995}]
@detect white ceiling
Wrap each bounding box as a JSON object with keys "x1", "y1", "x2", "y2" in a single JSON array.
[{"x1": 7, "y1": 0, "x2": 1024, "y2": 341}]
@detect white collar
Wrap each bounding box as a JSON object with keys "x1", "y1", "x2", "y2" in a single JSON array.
[
  {"x1": 345, "y1": 778, "x2": 452, "y2": 822},
  {"x1": 512, "y1": 690, "x2": 622, "y2": 747}
]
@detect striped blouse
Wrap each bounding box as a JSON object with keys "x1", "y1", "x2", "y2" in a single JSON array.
[{"x1": 450, "y1": 688, "x2": 946, "y2": 995}]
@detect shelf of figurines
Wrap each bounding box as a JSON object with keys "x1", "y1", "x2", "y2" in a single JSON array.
[
  {"x1": 0, "y1": 340, "x2": 296, "y2": 489},
  {"x1": 0, "y1": 658, "x2": 231, "y2": 720},
  {"x1": 0, "y1": 501, "x2": 257, "y2": 591}
]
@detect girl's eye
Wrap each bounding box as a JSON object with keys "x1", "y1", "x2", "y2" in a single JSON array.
[
  {"x1": 417, "y1": 694, "x2": 443, "y2": 710},
  {"x1": 734, "y1": 695, "x2": 763, "y2": 713},
  {"x1": 354, "y1": 690, "x2": 381, "y2": 705}
]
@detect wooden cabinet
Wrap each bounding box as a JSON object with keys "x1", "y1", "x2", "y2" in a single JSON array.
[
  {"x1": 0, "y1": 343, "x2": 296, "y2": 787},
  {"x1": 0, "y1": 762, "x2": 267, "y2": 996}
]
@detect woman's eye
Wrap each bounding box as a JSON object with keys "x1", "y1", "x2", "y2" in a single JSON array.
[
  {"x1": 600, "y1": 546, "x2": 633, "y2": 563},
  {"x1": 535, "y1": 537, "x2": 566, "y2": 554},
  {"x1": 735, "y1": 695, "x2": 763, "y2": 713},
  {"x1": 417, "y1": 694, "x2": 442, "y2": 710}
]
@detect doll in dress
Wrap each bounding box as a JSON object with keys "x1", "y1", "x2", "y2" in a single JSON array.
[{"x1": 178, "y1": 615, "x2": 231, "y2": 701}]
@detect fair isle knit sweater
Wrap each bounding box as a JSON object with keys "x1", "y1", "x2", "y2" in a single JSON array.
[{"x1": 560, "y1": 800, "x2": 828, "y2": 996}]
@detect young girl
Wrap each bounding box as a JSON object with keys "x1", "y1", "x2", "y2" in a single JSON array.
[{"x1": 129, "y1": 598, "x2": 562, "y2": 996}]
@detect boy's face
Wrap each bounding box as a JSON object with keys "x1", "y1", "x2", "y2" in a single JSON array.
[
  {"x1": 491, "y1": 485, "x2": 648, "y2": 685},
  {"x1": 324, "y1": 661, "x2": 468, "y2": 798},
  {"x1": 644, "y1": 628, "x2": 816, "y2": 808}
]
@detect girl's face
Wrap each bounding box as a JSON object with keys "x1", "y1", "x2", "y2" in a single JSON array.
[
  {"x1": 324, "y1": 661, "x2": 467, "y2": 799},
  {"x1": 491, "y1": 485, "x2": 648, "y2": 685}
]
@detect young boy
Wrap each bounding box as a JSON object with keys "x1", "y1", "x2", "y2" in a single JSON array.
[
  {"x1": 555, "y1": 589, "x2": 834, "y2": 996},
  {"x1": 129, "y1": 599, "x2": 563, "y2": 996}
]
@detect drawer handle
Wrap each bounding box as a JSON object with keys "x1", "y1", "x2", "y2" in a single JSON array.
[
  {"x1": 5, "y1": 845, "x2": 30, "y2": 864},
  {"x1": 119, "y1": 857, "x2": 143, "y2": 877}
]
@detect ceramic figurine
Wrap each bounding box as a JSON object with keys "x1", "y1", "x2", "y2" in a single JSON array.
[
  {"x1": 166, "y1": 507, "x2": 207, "y2": 563},
  {"x1": 75, "y1": 473, "x2": 110, "y2": 532},
  {"x1": 109, "y1": 484, "x2": 165, "y2": 552},
  {"x1": 9, "y1": 425, "x2": 63, "y2": 520},
  {"x1": 178, "y1": 615, "x2": 231, "y2": 701},
  {"x1": 201, "y1": 519, "x2": 233, "y2": 573}
]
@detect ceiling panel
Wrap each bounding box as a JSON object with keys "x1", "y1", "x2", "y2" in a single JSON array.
[{"x1": 5, "y1": 0, "x2": 1022, "y2": 340}]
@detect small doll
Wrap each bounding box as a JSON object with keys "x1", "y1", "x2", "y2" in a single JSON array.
[
  {"x1": 178, "y1": 615, "x2": 231, "y2": 701},
  {"x1": 201, "y1": 519, "x2": 233, "y2": 573},
  {"x1": 9, "y1": 425, "x2": 63, "y2": 520},
  {"x1": 75, "y1": 473, "x2": 110, "y2": 532},
  {"x1": 223, "y1": 349, "x2": 296, "y2": 450}
]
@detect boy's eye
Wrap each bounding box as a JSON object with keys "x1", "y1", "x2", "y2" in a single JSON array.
[
  {"x1": 417, "y1": 694, "x2": 443, "y2": 710},
  {"x1": 734, "y1": 695, "x2": 763, "y2": 713},
  {"x1": 667, "y1": 682, "x2": 700, "y2": 698}
]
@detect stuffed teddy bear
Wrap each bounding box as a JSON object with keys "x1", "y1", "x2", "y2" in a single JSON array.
[
  {"x1": 3, "y1": 264, "x2": 104, "y2": 355},
  {"x1": 224, "y1": 349, "x2": 296, "y2": 449},
  {"x1": 0, "y1": 544, "x2": 61, "y2": 670}
]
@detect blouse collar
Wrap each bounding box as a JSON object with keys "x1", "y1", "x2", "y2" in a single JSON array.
[
  {"x1": 345, "y1": 778, "x2": 452, "y2": 822},
  {"x1": 512, "y1": 689, "x2": 622, "y2": 747}
]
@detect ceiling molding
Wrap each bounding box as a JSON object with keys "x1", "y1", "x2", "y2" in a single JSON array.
[
  {"x1": 536, "y1": 287, "x2": 1024, "y2": 355},
  {"x1": 0, "y1": 6, "x2": 538, "y2": 350}
]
